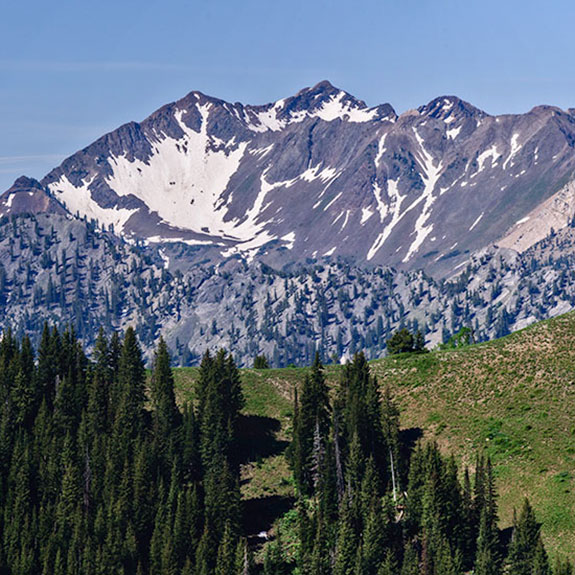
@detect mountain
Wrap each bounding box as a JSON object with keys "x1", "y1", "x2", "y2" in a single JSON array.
[
  {"x1": 4, "y1": 81, "x2": 575, "y2": 275},
  {"x1": 3, "y1": 82, "x2": 575, "y2": 363}
]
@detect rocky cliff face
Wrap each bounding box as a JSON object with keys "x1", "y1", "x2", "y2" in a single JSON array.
[
  {"x1": 4, "y1": 81, "x2": 574, "y2": 276},
  {"x1": 0, "y1": 211, "x2": 574, "y2": 366}
]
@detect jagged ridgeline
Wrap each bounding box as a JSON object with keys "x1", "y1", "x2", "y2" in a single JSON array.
[
  {"x1": 2, "y1": 213, "x2": 575, "y2": 366},
  {"x1": 0, "y1": 327, "x2": 567, "y2": 574}
]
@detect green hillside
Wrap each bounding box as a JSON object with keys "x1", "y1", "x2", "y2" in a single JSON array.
[{"x1": 174, "y1": 312, "x2": 575, "y2": 561}]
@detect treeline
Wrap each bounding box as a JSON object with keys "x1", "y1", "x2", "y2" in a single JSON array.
[
  {"x1": 284, "y1": 352, "x2": 571, "y2": 575},
  {"x1": 0, "y1": 325, "x2": 248, "y2": 575}
]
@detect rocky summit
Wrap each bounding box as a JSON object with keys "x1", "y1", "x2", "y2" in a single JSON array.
[{"x1": 4, "y1": 81, "x2": 575, "y2": 276}]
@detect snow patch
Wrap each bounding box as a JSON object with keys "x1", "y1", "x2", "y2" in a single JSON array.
[
  {"x1": 281, "y1": 231, "x2": 296, "y2": 249},
  {"x1": 106, "y1": 104, "x2": 249, "y2": 237},
  {"x1": 220, "y1": 230, "x2": 277, "y2": 263},
  {"x1": 361, "y1": 207, "x2": 374, "y2": 224},
  {"x1": 48, "y1": 174, "x2": 138, "y2": 232},
  {"x1": 159, "y1": 249, "x2": 170, "y2": 270},
  {"x1": 312, "y1": 92, "x2": 379, "y2": 123},
  {"x1": 249, "y1": 100, "x2": 290, "y2": 132},
  {"x1": 503, "y1": 133, "x2": 521, "y2": 170},
  {"x1": 469, "y1": 212, "x2": 484, "y2": 231},
  {"x1": 300, "y1": 164, "x2": 340, "y2": 184},
  {"x1": 446, "y1": 126, "x2": 461, "y2": 140},
  {"x1": 475, "y1": 145, "x2": 500, "y2": 175}
]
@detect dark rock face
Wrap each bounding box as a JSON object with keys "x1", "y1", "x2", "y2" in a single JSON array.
[{"x1": 3, "y1": 82, "x2": 575, "y2": 276}]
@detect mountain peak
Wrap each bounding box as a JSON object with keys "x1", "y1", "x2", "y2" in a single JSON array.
[
  {"x1": 0, "y1": 176, "x2": 66, "y2": 218},
  {"x1": 276, "y1": 80, "x2": 395, "y2": 124},
  {"x1": 418, "y1": 96, "x2": 487, "y2": 121},
  {"x1": 7, "y1": 176, "x2": 45, "y2": 192}
]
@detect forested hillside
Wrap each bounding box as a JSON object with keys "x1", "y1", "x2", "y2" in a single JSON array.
[
  {"x1": 1, "y1": 323, "x2": 571, "y2": 573},
  {"x1": 4, "y1": 213, "x2": 575, "y2": 367}
]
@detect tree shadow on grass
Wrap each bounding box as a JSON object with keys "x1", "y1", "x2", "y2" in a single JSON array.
[
  {"x1": 243, "y1": 494, "x2": 295, "y2": 540},
  {"x1": 400, "y1": 427, "x2": 424, "y2": 457},
  {"x1": 236, "y1": 414, "x2": 289, "y2": 464}
]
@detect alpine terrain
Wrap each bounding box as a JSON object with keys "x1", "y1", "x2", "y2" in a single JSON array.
[{"x1": 2, "y1": 81, "x2": 575, "y2": 363}]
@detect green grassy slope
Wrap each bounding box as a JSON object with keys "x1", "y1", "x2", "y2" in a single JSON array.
[{"x1": 174, "y1": 312, "x2": 575, "y2": 560}]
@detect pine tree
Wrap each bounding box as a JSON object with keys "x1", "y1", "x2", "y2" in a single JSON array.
[
  {"x1": 334, "y1": 494, "x2": 358, "y2": 575},
  {"x1": 377, "y1": 550, "x2": 398, "y2": 575},
  {"x1": 474, "y1": 456, "x2": 501, "y2": 575},
  {"x1": 114, "y1": 327, "x2": 146, "y2": 442},
  {"x1": 151, "y1": 337, "x2": 181, "y2": 459},
  {"x1": 87, "y1": 328, "x2": 111, "y2": 433},
  {"x1": 531, "y1": 537, "x2": 550, "y2": 575},
  {"x1": 292, "y1": 353, "x2": 331, "y2": 496},
  {"x1": 507, "y1": 498, "x2": 541, "y2": 575},
  {"x1": 400, "y1": 543, "x2": 419, "y2": 575},
  {"x1": 474, "y1": 505, "x2": 501, "y2": 575},
  {"x1": 215, "y1": 522, "x2": 236, "y2": 575}
]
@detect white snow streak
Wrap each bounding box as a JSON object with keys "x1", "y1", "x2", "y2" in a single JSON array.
[
  {"x1": 340, "y1": 210, "x2": 350, "y2": 230},
  {"x1": 402, "y1": 130, "x2": 443, "y2": 263},
  {"x1": 146, "y1": 235, "x2": 215, "y2": 246},
  {"x1": 249, "y1": 144, "x2": 274, "y2": 158},
  {"x1": 375, "y1": 134, "x2": 387, "y2": 168},
  {"x1": 367, "y1": 179, "x2": 401, "y2": 261},
  {"x1": 469, "y1": 212, "x2": 484, "y2": 231},
  {"x1": 323, "y1": 191, "x2": 343, "y2": 211},
  {"x1": 503, "y1": 133, "x2": 521, "y2": 170}
]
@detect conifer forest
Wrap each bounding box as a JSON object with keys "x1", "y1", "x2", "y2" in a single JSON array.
[{"x1": 0, "y1": 326, "x2": 567, "y2": 574}]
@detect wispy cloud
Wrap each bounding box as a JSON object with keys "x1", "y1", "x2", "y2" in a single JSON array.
[{"x1": 0, "y1": 155, "x2": 66, "y2": 164}]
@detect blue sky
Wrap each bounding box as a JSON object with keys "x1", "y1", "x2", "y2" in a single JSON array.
[{"x1": 1, "y1": 0, "x2": 575, "y2": 192}]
